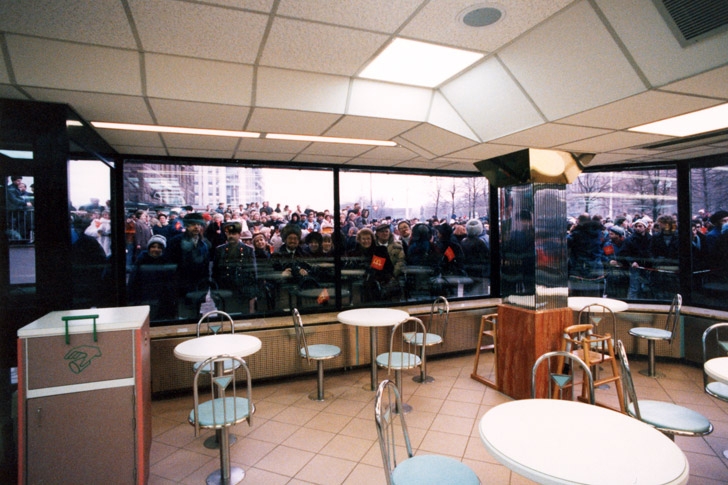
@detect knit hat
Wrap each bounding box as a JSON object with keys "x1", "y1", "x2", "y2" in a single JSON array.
[
  {"x1": 241, "y1": 230, "x2": 253, "y2": 240},
  {"x1": 608, "y1": 225, "x2": 625, "y2": 237},
  {"x1": 466, "y1": 219, "x2": 484, "y2": 237},
  {"x1": 147, "y1": 234, "x2": 167, "y2": 249},
  {"x1": 375, "y1": 222, "x2": 391, "y2": 232},
  {"x1": 633, "y1": 218, "x2": 648, "y2": 227}
]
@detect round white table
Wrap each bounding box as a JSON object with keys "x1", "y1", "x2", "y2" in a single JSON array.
[
  {"x1": 338, "y1": 308, "x2": 409, "y2": 391},
  {"x1": 479, "y1": 399, "x2": 689, "y2": 485},
  {"x1": 174, "y1": 334, "x2": 262, "y2": 485},
  {"x1": 567, "y1": 296, "x2": 628, "y2": 313}
]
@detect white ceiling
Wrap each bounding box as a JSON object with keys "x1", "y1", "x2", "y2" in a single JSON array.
[{"x1": 1, "y1": 0, "x2": 727, "y2": 172}]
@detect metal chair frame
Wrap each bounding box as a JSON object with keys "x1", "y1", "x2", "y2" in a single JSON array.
[
  {"x1": 405, "y1": 296, "x2": 449, "y2": 383},
  {"x1": 378, "y1": 317, "x2": 427, "y2": 414},
  {"x1": 190, "y1": 354, "x2": 253, "y2": 484},
  {"x1": 628, "y1": 293, "x2": 681, "y2": 378},
  {"x1": 292, "y1": 308, "x2": 341, "y2": 401},
  {"x1": 531, "y1": 350, "x2": 595, "y2": 404},
  {"x1": 374, "y1": 380, "x2": 479, "y2": 485},
  {"x1": 702, "y1": 322, "x2": 728, "y2": 402},
  {"x1": 616, "y1": 339, "x2": 713, "y2": 441}
]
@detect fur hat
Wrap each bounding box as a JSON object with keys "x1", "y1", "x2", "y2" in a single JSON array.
[
  {"x1": 375, "y1": 222, "x2": 391, "y2": 232},
  {"x1": 147, "y1": 234, "x2": 167, "y2": 249},
  {"x1": 608, "y1": 225, "x2": 625, "y2": 237},
  {"x1": 466, "y1": 219, "x2": 484, "y2": 237},
  {"x1": 183, "y1": 212, "x2": 204, "y2": 225}
]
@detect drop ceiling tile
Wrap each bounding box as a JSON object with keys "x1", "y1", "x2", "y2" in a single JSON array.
[
  {"x1": 0, "y1": 85, "x2": 25, "y2": 99},
  {"x1": 395, "y1": 137, "x2": 438, "y2": 160},
  {"x1": 401, "y1": 0, "x2": 575, "y2": 53},
  {"x1": 348, "y1": 80, "x2": 430, "y2": 121},
  {"x1": 0, "y1": 57, "x2": 9, "y2": 84},
  {"x1": 114, "y1": 145, "x2": 169, "y2": 156},
  {"x1": 161, "y1": 133, "x2": 240, "y2": 151},
  {"x1": 596, "y1": 0, "x2": 728, "y2": 86},
  {"x1": 586, "y1": 152, "x2": 637, "y2": 166},
  {"x1": 128, "y1": 0, "x2": 268, "y2": 64},
  {"x1": 293, "y1": 154, "x2": 355, "y2": 165},
  {"x1": 261, "y1": 17, "x2": 388, "y2": 76},
  {"x1": 326, "y1": 116, "x2": 417, "y2": 140},
  {"x1": 660, "y1": 65, "x2": 728, "y2": 100},
  {"x1": 7, "y1": 36, "x2": 141, "y2": 95},
  {"x1": 499, "y1": 1, "x2": 644, "y2": 120},
  {"x1": 441, "y1": 58, "x2": 543, "y2": 141},
  {"x1": 432, "y1": 161, "x2": 481, "y2": 172},
  {"x1": 395, "y1": 159, "x2": 458, "y2": 170},
  {"x1": 299, "y1": 143, "x2": 372, "y2": 157},
  {"x1": 354, "y1": 145, "x2": 419, "y2": 161},
  {"x1": 448, "y1": 143, "x2": 520, "y2": 161},
  {"x1": 257, "y1": 68, "x2": 349, "y2": 114},
  {"x1": 491, "y1": 123, "x2": 612, "y2": 148},
  {"x1": 145, "y1": 54, "x2": 253, "y2": 105},
  {"x1": 557, "y1": 131, "x2": 670, "y2": 152},
  {"x1": 235, "y1": 151, "x2": 296, "y2": 162},
  {"x1": 237, "y1": 137, "x2": 308, "y2": 152},
  {"x1": 344, "y1": 158, "x2": 401, "y2": 167},
  {"x1": 0, "y1": 0, "x2": 136, "y2": 48},
  {"x1": 247, "y1": 108, "x2": 339, "y2": 135},
  {"x1": 277, "y1": 0, "x2": 422, "y2": 32},
  {"x1": 149, "y1": 99, "x2": 251, "y2": 130},
  {"x1": 558, "y1": 91, "x2": 723, "y2": 130},
  {"x1": 399, "y1": 124, "x2": 477, "y2": 156},
  {"x1": 24, "y1": 89, "x2": 153, "y2": 124},
  {"x1": 428, "y1": 91, "x2": 479, "y2": 141},
  {"x1": 204, "y1": 0, "x2": 274, "y2": 12},
  {"x1": 167, "y1": 148, "x2": 235, "y2": 158},
  {"x1": 95, "y1": 129, "x2": 164, "y2": 147}
]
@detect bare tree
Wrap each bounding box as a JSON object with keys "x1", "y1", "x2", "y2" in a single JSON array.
[{"x1": 430, "y1": 178, "x2": 443, "y2": 219}]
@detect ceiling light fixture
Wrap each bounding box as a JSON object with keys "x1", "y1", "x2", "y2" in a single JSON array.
[
  {"x1": 91, "y1": 121, "x2": 260, "y2": 138},
  {"x1": 629, "y1": 102, "x2": 728, "y2": 137},
  {"x1": 266, "y1": 133, "x2": 397, "y2": 147},
  {"x1": 359, "y1": 38, "x2": 484, "y2": 88},
  {"x1": 90, "y1": 121, "x2": 397, "y2": 147}
]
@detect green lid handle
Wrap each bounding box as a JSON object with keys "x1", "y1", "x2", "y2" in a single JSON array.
[{"x1": 61, "y1": 314, "x2": 100, "y2": 344}]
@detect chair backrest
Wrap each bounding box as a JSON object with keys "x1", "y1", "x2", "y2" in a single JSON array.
[
  {"x1": 374, "y1": 380, "x2": 414, "y2": 485},
  {"x1": 191, "y1": 354, "x2": 253, "y2": 436},
  {"x1": 531, "y1": 350, "x2": 595, "y2": 404},
  {"x1": 428, "y1": 296, "x2": 450, "y2": 340},
  {"x1": 663, "y1": 293, "x2": 682, "y2": 340},
  {"x1": 196, "y1": 310, "x2": 235, "y2": 337},
  {"x1": 562, "y1": 323, "x2": 613, "y2": 367},
  {"x1": 577, "y1": 303, "x2": 616, "y2": 342},
  {"x1": 292, "y1": 308, "x2": 311, "y2": 363},
  {"x1": 387, "y1": 317, "x2": 427, "y2": 372},
  {"x1": 702, "y1": 322, "x2": 728, "y2": 389},
  {"x1": 615, "y1": 339, "x2": 641, "y2": 419}
]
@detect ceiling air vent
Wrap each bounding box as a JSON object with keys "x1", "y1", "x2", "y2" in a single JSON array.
[{"x1": 653, "y1": 0, "x2": 728, "y2": 46}]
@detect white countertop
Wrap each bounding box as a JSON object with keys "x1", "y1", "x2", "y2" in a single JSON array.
[
  {"x1": 479, "y1": 399, "x2": 688, "y2": 485},
  {"x1": 17, "y1": 306, "x2": 150, "y2": 338},
  {"x1": 337, "y1": 308, "x2": 409, "y2": 327}
]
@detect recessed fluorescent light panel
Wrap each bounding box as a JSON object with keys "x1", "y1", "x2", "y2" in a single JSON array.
[
  {"x1": 91, "y1": 122, "x2": 260, "y2": 138},
  {"x1": 359, "y1": 38, "x2": 484, "y2": 88},
  {"x1": 91, "y1": 122, "x2": 396, "y2": 147},
  {"x1": 0, "y1": 150, "x2": 33, "y2": 159},
  {"x1": 266, "y1": 133, "x2": 397, "y2": 147},
  {"x1": 629, "y1": 103, "x2": 728, "y2": 137}
]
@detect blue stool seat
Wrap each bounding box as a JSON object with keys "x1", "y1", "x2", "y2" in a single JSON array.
[
  {"x1": 392, "y1": 455, "x2": 480, "y2": 485},
  {"x1": 629, "y1": 327, "x2": 671, "y2": 340},
  {"x1": 377, "y1": 351, "x2": 421, "y2": 370},
  {"x1": 302, "y1": 344, "x2": 340, "y2": 360},
  {"x1": 629, "y1": 400, "x2": 712, "y2": 435},
  {"x1": 190, "y1": 396, "x2": 251, "y2": 428},
  {"x1": 403, "y1": 331, "x2": 442, "y2": 346}
]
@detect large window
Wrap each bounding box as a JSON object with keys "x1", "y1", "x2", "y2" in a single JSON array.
[
  {"x1": 122, "y1": 161, "x2": 491, "y2": 324},
  {"x1": 566, "y1": 168, "x2": 678, "y2": 302},
  {"x1": 690, "y1": 165, "x2": 728, "y2": 307}
]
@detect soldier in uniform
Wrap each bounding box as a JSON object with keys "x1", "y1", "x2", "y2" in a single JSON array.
[{"x1": 212, "y1": 221, "x2": 258, "y2": 314}]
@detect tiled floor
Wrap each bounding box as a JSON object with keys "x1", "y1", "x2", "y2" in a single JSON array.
[{"x1": 150, "y1": 351, "x2": 728, "y2": 484}]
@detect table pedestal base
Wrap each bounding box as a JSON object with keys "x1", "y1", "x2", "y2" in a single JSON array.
[
  {"x1": 309, "y1": 390, "x2": 333, "y2": 401},
  {"x1": 206, "y1": 466, "x2": 244, "y2": 485},
  {"x1": 412, "y1": 374, "x2": 435, "y2": 383}
]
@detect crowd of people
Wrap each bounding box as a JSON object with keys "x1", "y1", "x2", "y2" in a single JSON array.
[
  {"x1": 69, "y1": 194, "x2": 728, "y2": 319},
  {"x1": 111, "y1": 201, "x2": 491, "y2": 319},
  {"x1": 566, "y1": 210, "x2": 728, "y2": 300}
]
